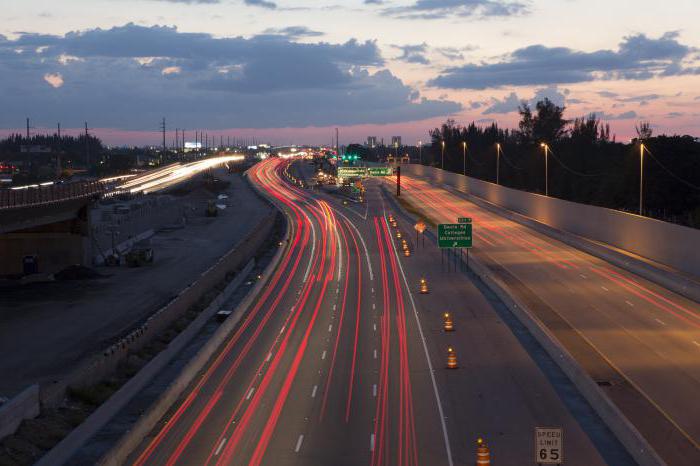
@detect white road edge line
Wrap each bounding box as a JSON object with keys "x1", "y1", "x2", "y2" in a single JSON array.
[
  {"x1": 334, "y1": 209, "x2": 374, "y2": 281},
  {"x1": 382, "y1": 216, "x2": 454, "y2": 466},
  {"x1": 295, "y1": 434, "x2": 304, "y2": 453},
  {"x1": 215, "y1": 438, "x2": 227, "y2": 456}
]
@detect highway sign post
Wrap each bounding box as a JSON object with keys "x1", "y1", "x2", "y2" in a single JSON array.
[{"x1": 535, "y1": 427, "x2": 563, "y2": 464}]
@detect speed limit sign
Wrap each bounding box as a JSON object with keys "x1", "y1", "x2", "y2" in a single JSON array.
[{"x1": 535, "y1": 427, "x2": 563, "y2": 464}]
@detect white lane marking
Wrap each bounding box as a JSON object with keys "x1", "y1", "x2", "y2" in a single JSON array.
[
  {"x1": 655, "y1": 318, "x2": 666, "y2": 326},
  {"x1": 370, "y1": 434, "x2": 375, "y2": 452},
  {"x1": 321, "y1": 350, "x2": 327, "y2": 360},
  {"x1": 334, "y1": 209, "x2": 374, "y2": 281},
  {"x1": 266, "y1": 352, "x2": 272, "y2": 362},
  {"x1": 372, "y1": 303, "x2": 376, "y2": 310},
  {"x1": 302, "y1": 211, "x2": 317, "y2": 283},
  {"x1": 333, "y1": 304, "x2": 337, "y2": 311},
  {"x1": 372, "y1": 288, "x2": 375, "y2": 293},
  {"x1": 373, "y1": 324, "x2": 377, "y2": 332},
  {"x1": 373, "y1": 349, "x2": 377, "y2": 359},
  {"x1": 385, "y1": 218, "x2": 454, "y2": 466},
  {"x1": 328, "y1": 324, "x2": 333, "y2": 332},
  {"x1": 295, "y1": 435, "x2": 304, "y2": 453},
  {"x1": 625, "y1": 300, "x2": 634, "y2": 307},
  {"x1": 215, "y1": 438, "x2": 227, "y2": 456},
  {"x1": 246, "y1": 388, "x2": 255, "y2": 400},
  {"x1": 373, "y1": 384, "x2": 377, "y2": 397},
  {"x1": 580, "y1": 274, "x2": 587, "y2": 279},
  {"x1": 693, "y1": 341, "x2": 700, "y2": 348},
  {"x1": 336, "y1": 289, "x2": 339, "y2": 294},
  {"x1": 311, "y1": 385, "x2": 318, "y2": 398},
  {"x1": 601, "y1": 286, "x2": 609, "y2": 292},
  {"x1": 336, "y1": 219, "x2": 343, "y2": 282}
]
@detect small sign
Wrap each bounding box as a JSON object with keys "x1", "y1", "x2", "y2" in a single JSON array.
[
  {"x1": 438, "y1": 223, "x2": 472, "y2": 249},
  {"x1": 535, "y1": 427, "x2": 563, "y2": 464},
  {"x1": 458, "y1": 217, "x2": 472, "y2": 224},
  {"x1": 414, "y1": 220, "x2": 426, "y2": 234}
]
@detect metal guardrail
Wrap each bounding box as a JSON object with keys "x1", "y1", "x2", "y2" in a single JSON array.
[{"x1": 0, "y1": 182, "x2": 105, "y2": 210}]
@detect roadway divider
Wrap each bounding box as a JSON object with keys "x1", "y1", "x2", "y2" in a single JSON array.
[
  {"x1": 0, "y1": 385, "x2": 39, "y2": 440},
  {"x1": 383, "y1": 186, "x2": 666, "y2": 466}
]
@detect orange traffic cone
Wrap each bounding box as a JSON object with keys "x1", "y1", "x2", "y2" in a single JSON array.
[
  {"x1": 476, "y1": 438, "x2": 490, "y2": 466},
  {"x1": 443, "y1": 313, "x2": 454, "y2": 331},
  {"x1": 446, "y1": 347, "x2": 458, "y2": 369}
]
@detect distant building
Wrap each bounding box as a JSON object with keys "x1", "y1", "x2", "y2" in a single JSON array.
[
  {"x1": 367, "y1": 136, "x2": 377, "y2": 148},
  {"x1": 391, "y1": 136, "x2": 402, "y2": 148}
]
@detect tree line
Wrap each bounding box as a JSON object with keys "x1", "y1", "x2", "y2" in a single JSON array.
[{"x1": 424, "y1": 99, "x2": 700, "y2": 229}]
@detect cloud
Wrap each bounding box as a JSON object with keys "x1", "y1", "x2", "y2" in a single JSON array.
[
  {"x1": 393, "y1": 43, "x2": 430, "y2": 65},
  {"x1": 592, "y1": 110, "x2": 638, "y2": 120},
  {"x1": 384, "y1": 0, "x2": 529, "y2": 20},
  {"x1": 430, "y1": 32, "x2": 697, "y2": 89},
  {"x1": 0, "y1": 23, "x2": 460, "y2": 129},
  {"x1": 43, "y1": 72, "x2": 64, "y2": 88},
  {"x1": 262, "y1": 26, "x2": 323, "y2": 38},
  {"x1": 153, "y1": 0, "x2": 220, "y2": 3},
  {"x1": 482, "y1": 86, "x2": 566, "y2": 114},
  {"x1": 245, "y1": 0, "x2": 276, "y2": 8}
]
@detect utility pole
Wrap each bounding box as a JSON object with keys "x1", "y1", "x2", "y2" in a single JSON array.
[
  {"x1": 335, "y1": 127, "x2": 339, "y2": 157},
  {"x1": 639, "y1": 143, "x2": 645, "y2": 216},
  {"x1": 160, "y1": 117, "x2": 166, "y2": 153},
  {"x1": 84, "y1": 122, "x2": 90, "y2": 171}
]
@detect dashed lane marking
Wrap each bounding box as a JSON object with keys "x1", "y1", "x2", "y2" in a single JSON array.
[{"x1": 295, "y1": 435, "x2": 304, "y2": 453}]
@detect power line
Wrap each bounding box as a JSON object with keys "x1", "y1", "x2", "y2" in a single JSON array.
[
  {"x1": 644, "y1": 146, "x2": 700, "y2": 191},
  {"x1": 547, "y1": 146, "x2": 607, "y2": 177}
]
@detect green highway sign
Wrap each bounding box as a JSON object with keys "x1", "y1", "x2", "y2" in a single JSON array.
[
  {"x1": 368, "y1": 167, "x2": 392, "y2": 177},
  {"x1": 458, "y1": 217, "x2": 472, "y2": 224},
  {"x1": 438, "y1": 223, "x2": 473, "y2": 249},
  {"x1": 337, "y1": 167, "x2": 367, "y2": 178}
]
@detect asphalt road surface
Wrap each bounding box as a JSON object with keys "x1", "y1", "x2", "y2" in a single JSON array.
[
  {"x1": 126, "y1": 159, "x2": 621, "y2": 466},
  {"x1": 392, "y1": 173, "x2": 700, "y2": 465}
]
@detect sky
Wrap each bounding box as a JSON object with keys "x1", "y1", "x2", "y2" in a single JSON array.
[{"x1": 1, "y1": 0, "x2": 699, "y2": 146}]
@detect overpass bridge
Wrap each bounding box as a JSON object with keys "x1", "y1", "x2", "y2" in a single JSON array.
[{"x1": 0, "y1": 182, "x2": 102, "y2": 277}]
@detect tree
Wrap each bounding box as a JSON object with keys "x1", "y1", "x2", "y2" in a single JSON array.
[
  {"x1": 517, "y1": 103, "x2": 534, "y2": 143},
  {"x1": 636, "y1": 121, "x2": 653, "y2": 140},
  {"x1": 532, "y1": 98, "x2": 569, "y2": 143}
]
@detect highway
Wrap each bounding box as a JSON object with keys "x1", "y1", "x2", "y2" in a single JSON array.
[
  {"x1": 393, "y1": 173, "x2": 700, "y2": 465},
  {"x1": 124, "y1": 158, "x2": 620, "y2": 466}
]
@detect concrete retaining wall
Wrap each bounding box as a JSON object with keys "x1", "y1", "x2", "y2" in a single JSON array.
[
  {"x1": 402, "y1": 164, "x2": 700, "y2": 279},
  {"x1": 0, "y1": 385, "x2": 39, "y2": 439}
]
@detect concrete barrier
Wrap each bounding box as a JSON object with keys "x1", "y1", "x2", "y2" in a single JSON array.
[
  {"x1": 402, "y1": 164, "x2": 700, "y2": 280},
  {"x1": 0, "y1": 385, "x2": 39, "y2": 439},
  {"x1": 385, "y1": 187, "x2": 666, "y2": 466},
  {"x1": 97, "y1": 213, "x2": 291, "y2": 466}
]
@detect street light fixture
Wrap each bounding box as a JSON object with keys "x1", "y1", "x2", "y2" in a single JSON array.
[
  {"x1": 540, "y1": 142, "x2": 549, "y2": 196},
  {"x1": 418, "y1": 140, "x2": 423, "y2": 165},
  {"x1": 495, "y1": 143, "x2": 501, "y2": 185},
  {"x1": 462, "y1": 141, "x2": 467, "y2": 176},
  {"x1": 441, "y1": 140, "x2": 445, "y2": 170}
]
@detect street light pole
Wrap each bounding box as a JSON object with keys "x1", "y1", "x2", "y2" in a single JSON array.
[
  {"x1": 462, "y1": 141, "x2": 467, "y2": 175},
  {"x1": 496, "y1": 143, "x2": 501, "y2": 185},
  {"x1": 441, "y1": 141, "x2": 445, "y2": 170},
  {"x1": 418, "y1": 140, "x2": 422, "y2": 165},
  {"x1": 540, "y1": 142, "x2": 549, "y2": 196},
  {"x1": 639, "y1": 143, "x2": 645, "y2": 216}
]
